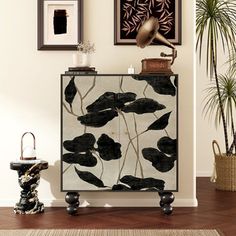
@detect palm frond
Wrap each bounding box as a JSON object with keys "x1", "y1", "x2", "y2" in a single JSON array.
[
  {"x1": 196, "y1": 0, "x2": 236, "y2": 78},
  {"x1": 203, "y1": 74, "x2": 236, "y2": 129}
]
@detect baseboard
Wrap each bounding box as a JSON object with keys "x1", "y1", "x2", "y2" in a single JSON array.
[
  {"x1": 197, "y1": 171, "x2": 211, "y2": 177},
  {"x1": 0, "y1": 198, "x2": 198, "y2": 208}
]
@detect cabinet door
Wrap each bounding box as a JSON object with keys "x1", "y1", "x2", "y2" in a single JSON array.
[{"x1": 61, "y1": 74, "x2": 178, "y2": 192}]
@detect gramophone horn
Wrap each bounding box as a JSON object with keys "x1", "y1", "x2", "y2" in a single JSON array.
[
  {"x1": 136, "y1": 17, "x2": 159, "y2": 48},
  {"x1": 154, "y1": 31, "x2": 175, "y2": 49},
  {"x1": 136, "y1": 16, "x2": 177, "y2": 65},
  {"x1": 136, "y1": 16, "x2": 175, "y2": 49}
]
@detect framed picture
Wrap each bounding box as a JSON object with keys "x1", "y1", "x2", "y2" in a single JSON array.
[
  {"x1": 114, "y1": 0, "x2": 181, "y2": 45},
  {"x1": 38, "y1": 0, "x2": 83, "y2": 50}
]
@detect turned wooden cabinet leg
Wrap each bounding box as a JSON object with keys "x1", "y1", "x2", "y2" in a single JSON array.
[
  {"x1": 65, "y1": 192, "x2": 80, "y2": 215},
  {"x1": 159, "y1": 192, "x2": 175, "y2": 215}
]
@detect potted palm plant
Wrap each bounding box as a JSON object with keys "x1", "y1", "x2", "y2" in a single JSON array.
[{"x1": 196, "y1": 0, "x2": 236, "y2": 190}]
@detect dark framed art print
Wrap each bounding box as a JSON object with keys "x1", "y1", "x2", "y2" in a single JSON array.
[
  {"x1": 38, "y1": 0, "x2": 83, "y2": 50},
  {"x1": 114, "y1": 0, "x2": 181, "y2": 45}
]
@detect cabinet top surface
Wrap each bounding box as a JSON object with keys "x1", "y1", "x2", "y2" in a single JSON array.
[{"x1": 61, "y1": 73, "x2": 178, "y2": 76}]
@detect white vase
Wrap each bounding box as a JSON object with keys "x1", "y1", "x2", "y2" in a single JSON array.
[{"x1": 73, "y1": 52, "x2": 90, "y2": 67}]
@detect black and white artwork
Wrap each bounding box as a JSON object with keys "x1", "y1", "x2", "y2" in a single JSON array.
[
  {"x1": 38, "y1": 0, "x2": 83, "y2": 50},
  {"x1": 61, "y1": 75, "x2": 178, "y2": 192},
  {"x1": 53, "y1": 9, "x2": 68, "y2": 35}
]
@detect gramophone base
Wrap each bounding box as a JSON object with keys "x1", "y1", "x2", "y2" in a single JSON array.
[{"x1": 140, "y1": 58, "x2": 173, "y2": 75}]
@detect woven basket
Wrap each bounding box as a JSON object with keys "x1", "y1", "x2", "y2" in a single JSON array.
[{"x1": 212, "y1": 140, "x2": 236, "y2": 191}]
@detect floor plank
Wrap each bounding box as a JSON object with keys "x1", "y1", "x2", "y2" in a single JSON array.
[{"x1": 0, "y1": 178, "x2": 235, "y2": 235}]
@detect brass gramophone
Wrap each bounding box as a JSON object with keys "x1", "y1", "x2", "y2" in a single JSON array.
[{"x1": 136, "y1": 17, "x2": 177, "y2": 74}]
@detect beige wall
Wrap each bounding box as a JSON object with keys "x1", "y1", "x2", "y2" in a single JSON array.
[
  {"x1": 196, "y1": 42, "x2": 228, "y2": 176},
  {"x1": 0, "y1": 0, "x2": 196, "y2": 206}
]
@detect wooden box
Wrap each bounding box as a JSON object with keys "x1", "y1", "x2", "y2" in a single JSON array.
[{"x1": 141, "y1": 58, "x2": 173, "y2": 74}]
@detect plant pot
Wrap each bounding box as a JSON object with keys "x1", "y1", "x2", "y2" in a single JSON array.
[
  {"x1": 212, "y1": 140, "x2": 236, "y2": 191},
  {"x1": 72, "y1": 52, "x2": 91, "y2": 67}
]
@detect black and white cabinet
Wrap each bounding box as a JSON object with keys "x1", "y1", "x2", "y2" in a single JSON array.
[{"x1": 61, "y1": 74, "x2": 178, "y2": 215}]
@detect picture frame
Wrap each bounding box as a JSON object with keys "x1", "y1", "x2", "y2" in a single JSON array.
[
  {"x1": 38, "y1": 0, "x2": 83, "y2": 50},
  {"x1": 114, "y1": 0, "x2": 181, "y2": 45}
]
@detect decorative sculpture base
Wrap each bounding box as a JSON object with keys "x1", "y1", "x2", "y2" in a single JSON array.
[
  {"x1": 10, "y1": 160, "x2": 48, "y2": 214},
  {"x1": 65, "y1": 192, "x2": 80, "y2": 215},
  {"x1": 14, "y1": 190, "x2": 44, "y2": 214},
  {"x1": 159, "y1": 191, "x2": 175, "y2": 215}
]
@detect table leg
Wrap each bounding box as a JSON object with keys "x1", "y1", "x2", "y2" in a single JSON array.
[
  {"x1": 159, "y1": 192, "x2": 175, "y2": 215},
  {"x1": 65, "y1": 192, "x2": 80, "y2": 215}
]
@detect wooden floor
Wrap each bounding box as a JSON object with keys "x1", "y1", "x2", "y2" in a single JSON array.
[{"x1": 0, "y1": 178, "x2": 236, "y2": 235}]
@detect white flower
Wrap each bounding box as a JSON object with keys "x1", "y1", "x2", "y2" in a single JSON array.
[{"x1": 77, "y1": 41, "x2": 95, "y2": 54}]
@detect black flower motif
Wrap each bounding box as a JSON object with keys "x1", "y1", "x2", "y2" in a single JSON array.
[
  {"x1": 97, "y1": 134, "x2": 122, "y2": 161},
  {"x1": 148, "y1": 112, "x2": 171, "y2": 130},
  {"x1": 64, "y1": 77, "x2": 77, "y2": 108},
  {"x1": 63, "y1": 133, "x2": 96, "y2": 153},
  {"x1": 77, "y1": 110, "x2": 118, "y2": 127},
  {"x1": 142, "y1": 148, "x2": 175, "y2": 172},
  {"x1": 63, "y1": 133, "x2": 97, "y2": 167},
  {"x1": 86, "y1": 92, "x2": 136, "y2": 112},
  {"x1": 120, "y1": 175, "x2": 165, "y2": 191},
  {"x1": 74, "y1": 167, "x2": 106, "y2": 188},
  {"x1": 112, "y1": 184, "x2": 131, "y2": 191},
  {"x1": 157, "y1": 136, "x2": 177, "y2": 155},
  {"x1": 63, "y1": 152, "x2": 97, "y2": 167},
  {"x1": 122, "y1": 98, "x2": 165, "y2": 114},
  {"x1": 132, "y1": 75, "x2": 176, "y2": 96}
]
